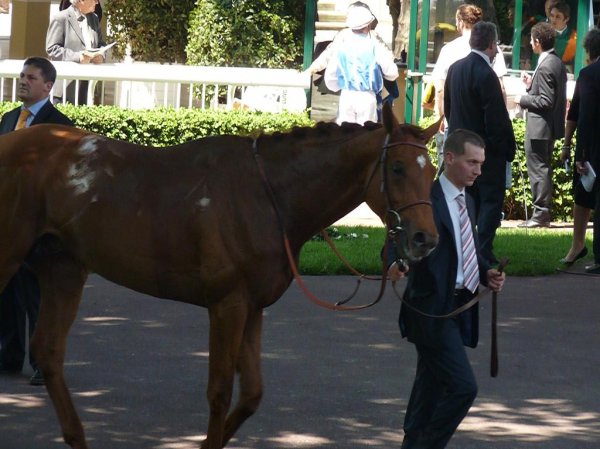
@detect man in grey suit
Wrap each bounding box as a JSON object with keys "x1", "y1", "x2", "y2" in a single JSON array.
[
  {"x1": 46, "y1": 0, "x2": 106, "y2": 104},
  {"x1": 444, "y1": 21, "x2": 516, "y2": 266},
  {"x1": 516, "y1": 22, "x2": 567, "y2": 227},
  {"x1": 0, "y1": 57, "x2": 73, "y2": 386}
]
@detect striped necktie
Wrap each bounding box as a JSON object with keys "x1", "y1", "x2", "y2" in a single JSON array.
[
  {"x1": 15, "y1": 108, "x2": 31, "y2": 130},
  {"x1": 456, "y1": 194, "x2": 479, "y2": 293}
]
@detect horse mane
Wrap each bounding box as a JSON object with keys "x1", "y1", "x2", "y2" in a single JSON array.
[{"x1": 257, "y1": 120, "x2": 383, "y2": 148}]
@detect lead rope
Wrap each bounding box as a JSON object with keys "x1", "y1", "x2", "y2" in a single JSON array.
[{"x1": 253, "y1": 139, "x2": 389, "y2": 311}]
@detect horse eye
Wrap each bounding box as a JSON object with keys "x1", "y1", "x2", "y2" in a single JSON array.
[{"x1": 391, "y1": 161, "x2": 405, "y2": 175}]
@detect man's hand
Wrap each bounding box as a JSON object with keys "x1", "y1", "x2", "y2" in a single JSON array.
[
  {"x1": 560, "y1": 145, "x2": 571, "y2": 163},
  {"x1": 486, "y1": 269, "x2": 505, "y2": 292},
  {"x1": 80, "y1": 53, "x2": 105, "y2": 64},
  {"x1": 576, "y1": 161, "x2": 589, "y2": 175},
  {"x1": 91, "y1": 54, "x2": 104, "y2": 64},
  {"x1": 388, "y1": 261, "x2": 408, "y2": 281},
  {"x1": 520, "y1": 71, "x2": 532, "y2": 89}
]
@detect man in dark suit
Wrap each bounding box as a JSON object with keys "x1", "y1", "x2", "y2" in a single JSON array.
[
  {"x1": 389, "y1": 129, "x2": 506, "y2": 449},
  {"x1": 0, "y1": 57, "x2": 73, "y2": 385},
  {"x1": 444, "y1": 21, "x2": 516, "y2": 266},
  {"x1": 573, "y1": 29, "x2": 600, "y2": 274},
  {"x1": 516, "y1": 22, "x2": 567, "y2": 227}
]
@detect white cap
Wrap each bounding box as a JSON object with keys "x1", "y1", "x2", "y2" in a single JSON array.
[{"x1": 345, "y1": 4, "x2": 375, "y2": 30}]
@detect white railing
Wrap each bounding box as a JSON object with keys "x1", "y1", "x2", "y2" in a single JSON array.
[{"x1": 0, "y1": 59, "x2": 311, "y2": 112}]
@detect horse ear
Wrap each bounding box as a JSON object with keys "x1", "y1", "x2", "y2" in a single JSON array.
[
  {"x1": 422, "y1": 116, "x2": 443, "y2": 143},
  {"x1": 382, "y1": 102, "x2": 399, "y2": 133}
]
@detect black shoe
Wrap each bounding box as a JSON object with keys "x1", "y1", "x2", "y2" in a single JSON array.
[
  {"x1": 0, "y1": 362, "x2": 21, "y2": 375},
  {"x1": 29, "y1": 369, "x2": 45, "y2": 386},
  {"x1": 560, "y1": 247, "x2": 588, "y2": 266},
  {"x1": 585, "y1": 263, "x2": 600, "y2": 274},
  {"x1": 517, "y1": 219, "x2": 550, "y2": 228}
]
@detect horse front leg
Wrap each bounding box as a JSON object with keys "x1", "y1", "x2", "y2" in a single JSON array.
[
  {"x1": 29, "y1": 251, "x2": 89, "y2": 449},
  {"x1": 202, "y1": 295, "x2": 249, "y2": 449},
  {"x1": 221, "y1": 307, "x2": 264, "y2": 447}
]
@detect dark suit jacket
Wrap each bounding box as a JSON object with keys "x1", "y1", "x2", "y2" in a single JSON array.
[
  {"x1": 399, "y1": 180, "x2": 490, "y2": 348},
  {"x1": 574, "y1": 59, "x2": 600, "y2": 173},
  {"x1": 0, "y1": 100, "x2": 74, "y2": 134},
  {"x1": 519, "y1": 50, "x2": 567, "y2": 141},
  {"x1": 444, "y1": 52, "x2": 516, "y2": 165}
]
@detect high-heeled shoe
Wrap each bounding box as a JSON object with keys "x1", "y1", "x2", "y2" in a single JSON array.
[{"x1": 559, "y1": 247, "x2": 588, "y2": 266}]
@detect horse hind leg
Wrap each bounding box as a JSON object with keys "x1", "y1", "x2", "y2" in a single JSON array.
[
  {"x1": 29, "y1": 248, "x2": 89, "y2": 449},
  {"x1": 220, "y1": 307, "x2": 264, "y2": 447}
]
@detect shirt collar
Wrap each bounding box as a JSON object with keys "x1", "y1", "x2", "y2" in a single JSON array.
[
  {"x1": 439, "y1": 172, "x2": 464, "y2": 202},
  {"x1": 538, "y1": 49, "x2": 554, "y2": 65},
  {"x1": 556, "y1": 26, "x2": 568, "y2": 35},
  {"x1": 24, "y1": 97, "x2": 50, "y2": 118},
  {"x1": 471, "y1": 49, "x2": 492, "y2": 66}
]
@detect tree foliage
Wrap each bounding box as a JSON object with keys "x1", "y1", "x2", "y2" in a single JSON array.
[
  {"x1": 104, "y1": 0, "x2": 196, "y2": 63},
  {"x1": 186, "y1": 0, "x2": 304, "y2": 68}
]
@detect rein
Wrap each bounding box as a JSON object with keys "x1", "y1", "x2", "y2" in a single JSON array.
[{"x1": 252, "y1": 133, "x2": 431, "y2": 311}]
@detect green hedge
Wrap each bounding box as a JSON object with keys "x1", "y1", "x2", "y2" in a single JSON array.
[
  {"x1": 1, "y1": 101, "x2": 574, "y2": 221},
  {"x1": 0, "y1": 102, "x2": 313, "y2": 146},
  {"x1": 419, "y1": 116, "x2": 573, "y2": 221}
]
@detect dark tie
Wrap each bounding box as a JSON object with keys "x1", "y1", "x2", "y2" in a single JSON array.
[{"x1": 456, "y1": 194, "x2": 479, "y2": 293}]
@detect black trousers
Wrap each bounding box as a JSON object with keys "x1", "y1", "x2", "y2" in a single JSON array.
[
  {"x1": 0, "y1": 266, "x2": 41, "y2": 371},
  {"x1": 593, "y1": 179, "x2": 600, "y2": 264},
  {"x1": 402, "y1": 309, "x2": 478, "y2": 448},
  {"x1": 467, "y1": 158, "x2": 506, "y2": 266}
]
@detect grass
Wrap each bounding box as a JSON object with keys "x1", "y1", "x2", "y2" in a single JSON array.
[{"x1": 299, "y1": 226, "x2": 593, "y2": 277}]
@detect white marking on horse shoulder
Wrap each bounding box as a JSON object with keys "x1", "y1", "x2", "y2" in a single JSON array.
[
  {"x1": 416, "y1": 155, "x2": 427, "y2": 169},
  {"x1": 197, "y1": 197, "x2": 211, "y2": 208},
  {"x1": 67, "y1": 136, "x2": 100, "y2": 195}
]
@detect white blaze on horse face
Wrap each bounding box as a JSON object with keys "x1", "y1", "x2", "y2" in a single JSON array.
[
  {"x1": 67, "y1": 136, "x2": 100, "y2": 195},
  {"x1": 416, "y1": 155, "x2": 427, "y2": 170}
]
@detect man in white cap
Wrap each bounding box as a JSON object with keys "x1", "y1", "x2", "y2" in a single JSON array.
[{"x1": 311, "y1": 1, "x2": 398, "y2": 125}]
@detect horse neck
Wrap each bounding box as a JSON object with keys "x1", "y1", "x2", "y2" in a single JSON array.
[{"x1": 260, "y1": 127, "x2": 385, "y2": 245}]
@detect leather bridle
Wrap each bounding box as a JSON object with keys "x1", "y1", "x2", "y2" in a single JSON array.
[
  {"x1": 253, "y1": 132, "x2": 434, "y2": 311},
  {"x1": 378, "y1": 135, "x2": 433, "y2": 270}
]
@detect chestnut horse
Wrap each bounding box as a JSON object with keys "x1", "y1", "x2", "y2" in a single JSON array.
[{"x1": 0, "y1": 105, "x2": 439, "y2": 449}]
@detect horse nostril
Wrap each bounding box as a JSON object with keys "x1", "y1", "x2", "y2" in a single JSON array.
[
  {"x1": 412, "y1": 232, "x2": 437, "y2": 250},
  {"x1": 412, "y1": 232, "x2": 427, "y2": 247}
]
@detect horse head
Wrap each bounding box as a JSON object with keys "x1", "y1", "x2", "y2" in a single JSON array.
[{"x1": 365, "y1": 104, "x2": 440, "y2": 262}]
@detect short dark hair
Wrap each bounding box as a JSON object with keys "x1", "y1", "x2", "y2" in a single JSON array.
[
  {"x1": 551, "y1": 2, "x2": 570, "y2": 20},
  {"x1": 531, "y1": 22, "x2": 556, "y2": 51},
  {"x1": 23, "y1": 57, "x2": 57, "y2": 84},
  {"x1": 445, "y1": 129, "x2": 485, "y2": 155},
  {"x1": 469, "y1": 21, "x2": 497, "y2": 51},
  {"x1": 584, "y1": 28, "x2": 600, "y2": 61}
]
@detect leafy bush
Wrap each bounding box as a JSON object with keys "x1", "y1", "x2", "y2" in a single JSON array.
[
  {"x1": 185, "y1": 0, "x2": 304, "y2": 69},
  {"x1": 419, "y1": 116, "x2": 574, "y2": 221},
  {"x1": 104, "y1": 0, "x2": 196, "y2": 63},
  {"x1": 0, "y1": 102, "x2": 313, "y2": 146}
]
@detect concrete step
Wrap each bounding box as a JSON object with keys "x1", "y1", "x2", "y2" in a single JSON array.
[
  {"x1": 317, "y1": 0, "x2": 338, "y2": 12},
  {"x1": 315, "y1": 21, "x2": 346, "y2": 31},
  {"x1": 317, "y1": 10, "x2": 346, "y2": 23}
]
